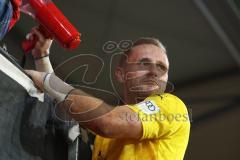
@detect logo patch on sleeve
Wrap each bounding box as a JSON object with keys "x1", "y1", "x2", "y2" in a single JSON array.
[{"x1": 136, "y1": 100, "x2": 160, "y2": 114}]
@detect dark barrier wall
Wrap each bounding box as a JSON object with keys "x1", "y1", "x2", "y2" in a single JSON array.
[
  {"x1": 0, "y1": 48, "x2": 94, "y2": 160},
  {"x1": 0, "y1": 49, "x2": 71, "y2": 160}
]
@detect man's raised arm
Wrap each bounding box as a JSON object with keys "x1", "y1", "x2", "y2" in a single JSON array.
[
  {"x1": 28, "y1": 27, "x2": 54, "y2": 73},
  {"x1": 25, "y1": 71, "x2": 143, "y2": 139}
]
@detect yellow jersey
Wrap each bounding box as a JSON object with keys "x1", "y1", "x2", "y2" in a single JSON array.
[{"x1": 92, "y1": 93, "x2": 190, "y2": 160}]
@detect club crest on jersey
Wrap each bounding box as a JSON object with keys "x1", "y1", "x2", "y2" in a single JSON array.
[{"x1": 136, "y1": 100, "x2": 160, "y2": 114}]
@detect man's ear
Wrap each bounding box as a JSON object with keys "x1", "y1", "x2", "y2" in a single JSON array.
[{"x1": 115, "y1": 67, "x2": 125, "y2": 83}]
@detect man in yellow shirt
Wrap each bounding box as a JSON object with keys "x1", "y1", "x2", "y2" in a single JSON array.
[
  {"x1": 26, "y1": 34, "x2": 190, "y2": 159},
  {"x1": 93, "y1": 93, "x2": 190, "y2": 160}
]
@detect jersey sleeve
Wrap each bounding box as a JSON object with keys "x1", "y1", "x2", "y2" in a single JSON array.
[{"x1": 128, "y1": 93, "x2": 190, "y2": 140}]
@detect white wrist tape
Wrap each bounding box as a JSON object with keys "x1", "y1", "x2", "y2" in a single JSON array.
[
  {"x1": 43, "y1": 73, "x2": 74, "y2": 102},
  {"x1": 34, "y1": 55, "x2": 50, "y2": 61}
]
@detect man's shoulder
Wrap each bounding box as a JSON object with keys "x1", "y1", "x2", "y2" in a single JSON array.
[
  {"x1": 146, "y1": 93, "x2": 188, "y2": 113},
  {"x1": 147, "y1": 93, "x2": 184, "y2": 104}
]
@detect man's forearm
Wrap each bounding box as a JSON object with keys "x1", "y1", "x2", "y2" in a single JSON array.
[
  {"x1": 43, "y1": 73, "x2": 142, "y2": 139},
  {"x1": 34, "y1": 57, "x2": 54, "y2": 73},
  {"x1": 43, "y1": 73, "x2": 114, "y2": 133}
]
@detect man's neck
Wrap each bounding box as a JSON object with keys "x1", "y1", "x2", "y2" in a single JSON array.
[{"x1": 123, "y1": 93, "x2": 146, "y2": 105}]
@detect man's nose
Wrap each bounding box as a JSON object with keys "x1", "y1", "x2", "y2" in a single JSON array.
[{"x1": 148, "y1": 64, "x2": 158, "y2": 77}]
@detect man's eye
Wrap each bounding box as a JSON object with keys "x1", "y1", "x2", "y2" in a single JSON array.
[
  {"x1": 157, "y1": 64, "x2": 167, "y2": 71},
  {"x1": 139, "y1": 62, "x2": 150, "y2": 66}
]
